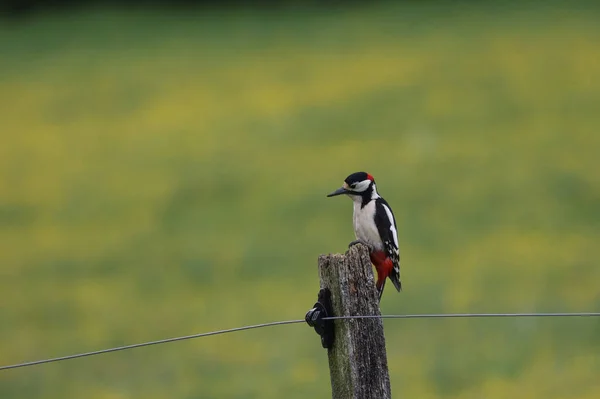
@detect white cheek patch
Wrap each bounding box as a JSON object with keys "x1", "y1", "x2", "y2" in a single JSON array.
[
  {"x1": 382, "y1": 204, "x2": 399, "y2": 248},
  {"x1": 354, "y1": 180, "x2": 371, "y2": 192}
]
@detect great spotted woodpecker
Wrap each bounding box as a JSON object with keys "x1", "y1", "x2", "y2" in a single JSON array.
[{"x1": 328, "y1": 172, "x2": 401, "y2": 301}]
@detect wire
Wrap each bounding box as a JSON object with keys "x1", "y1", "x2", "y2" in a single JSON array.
[
  {"x1": 0, "y1": 319, "x2": 305, "y2": 371},
  {"x1": 324, "y1": 312, "x2": 600, "y2": 321},
  {"x1": 1, "y1": 312, "x2": 599, "y2": 372}
]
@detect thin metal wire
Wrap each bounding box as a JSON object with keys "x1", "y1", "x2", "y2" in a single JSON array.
[
  {"x1": 1, "y1": 312, "x2": 599, "y2": 372},
  {"x1": 0, "y1": 319, "x2": 305, "y2": 371},
  {"x1": 324, "y1": 312, "x2": 600, "y2": 321}
]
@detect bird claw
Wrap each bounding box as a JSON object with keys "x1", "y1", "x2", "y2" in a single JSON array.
[{"x1": 348, "y1": 240, "x2": 374, "y2": 252}]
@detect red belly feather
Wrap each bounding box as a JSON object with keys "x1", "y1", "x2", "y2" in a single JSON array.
[{"x1": 370, "y1": 250, "x2": 394, "y2": 290}]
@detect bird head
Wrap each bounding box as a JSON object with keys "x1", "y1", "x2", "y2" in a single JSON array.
[{"x1": 327, "y1": 172, "x2": 376, "y2": 200}]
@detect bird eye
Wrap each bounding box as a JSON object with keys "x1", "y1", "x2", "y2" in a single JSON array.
[{"x1": 350, "y1": 183, "x2": 356, "y2": 189}]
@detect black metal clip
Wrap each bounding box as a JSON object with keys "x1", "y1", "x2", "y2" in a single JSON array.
[{"x1": 305, "y1": 288, "x2": 335, "y2": 349}]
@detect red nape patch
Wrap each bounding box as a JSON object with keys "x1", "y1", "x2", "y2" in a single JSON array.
[{"x1": 367, "y1": 173, "x2": 374, "y2": 181}]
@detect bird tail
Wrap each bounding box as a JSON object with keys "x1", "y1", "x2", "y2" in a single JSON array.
[
  {"x1": 376, "y1": 279, "x2": 386, "y2": 302},
  {"x1": 390, "y1": 273, "x2": 402, "y2": 292}
]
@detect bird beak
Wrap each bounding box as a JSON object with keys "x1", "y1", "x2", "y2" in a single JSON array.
[{"x1": 327, "y1": 187, "x2": 349, "y2": 197}]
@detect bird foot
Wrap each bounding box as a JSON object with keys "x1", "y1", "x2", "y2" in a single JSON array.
[{"x1": 348, "y1": 239, "x2": 374, "y2": 252}]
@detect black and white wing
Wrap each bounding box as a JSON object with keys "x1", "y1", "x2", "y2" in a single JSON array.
[{"x1": 374, "y1": 198, "x2": 401, "y2": 291}]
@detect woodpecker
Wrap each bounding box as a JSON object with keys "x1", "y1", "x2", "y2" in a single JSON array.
[{"x1": 327, "y1": 172, "x2": 401, "y2": 301}]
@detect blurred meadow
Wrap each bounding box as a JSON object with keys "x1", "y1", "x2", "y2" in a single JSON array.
[{"x1": 1, "y1": 0, "x2": 599, "y2": 398}]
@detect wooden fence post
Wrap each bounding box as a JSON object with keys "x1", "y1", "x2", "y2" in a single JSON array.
[{"x1": 318, "y1": 244, "x2": 392, "y2": 399}]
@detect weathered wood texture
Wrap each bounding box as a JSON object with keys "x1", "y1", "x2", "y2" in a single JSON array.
[{"x1": 318, "y1": 244, "x2": 392, "y2": 399}]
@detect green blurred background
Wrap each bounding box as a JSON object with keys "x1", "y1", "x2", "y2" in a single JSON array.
[{"x1": 1, "y1": 1, "x2": 599, "y2": 398}]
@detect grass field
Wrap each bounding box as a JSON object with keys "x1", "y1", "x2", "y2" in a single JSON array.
[{"x1": 1, "y1": 1, "x2": 599, "y2": 398}]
